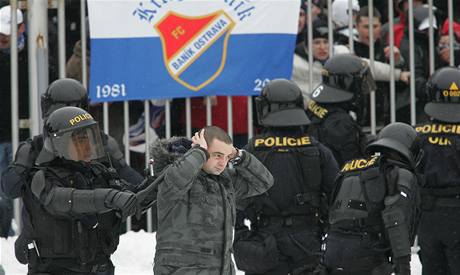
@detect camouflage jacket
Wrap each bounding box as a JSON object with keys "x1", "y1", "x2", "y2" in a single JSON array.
[{"x1": 154, "y1": 147, "x2": 274, "y2": 275}]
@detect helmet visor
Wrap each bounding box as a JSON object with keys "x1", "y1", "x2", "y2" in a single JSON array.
[
  {"x1": 50, "y1": 124, "x2": 105, "y2": 162},
  {"x1": 325, "y1": 66, "x2": 376, "y2": 95}
]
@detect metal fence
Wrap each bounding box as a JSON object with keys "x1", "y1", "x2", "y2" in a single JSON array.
[{"x1": 5, "y1": 0, "x2": 458, "y2": 233}]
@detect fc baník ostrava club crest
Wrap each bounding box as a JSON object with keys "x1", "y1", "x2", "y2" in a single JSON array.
[{"x1": 155, "y1": 10, "x2": 235, "y2": 91}]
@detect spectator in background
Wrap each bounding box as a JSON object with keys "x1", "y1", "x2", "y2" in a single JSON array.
[
  {"x1": 0, "y1": 7, "x2": 28, "y2": 265},
  {"x1": 292, "y1": 17, "x2": 410, "y2": 110},
  {"x1": 297, "y1": 0, "x2": 325, "y2": 46},
  {"x1": 399, "y1": 5, "x2": 437, "y2": 123},
  {"x1": 296, "y1": 0, "x2": 306, "y2": 45},
  {"x1": 331, "y1": 0, "x2": 360, "y2": 46},
  {"x1": 381, "y1": 0, "x2": 425, "y2": 48},
  {"x1": 292, "y1": 18, "x2": 349, "y2": 106},
  {"x1": 354, "y1": 6, "x2": 406, "y2": 125},
  {"x1": 436, "y1": 19, "x2": 460, "y2": 68}
]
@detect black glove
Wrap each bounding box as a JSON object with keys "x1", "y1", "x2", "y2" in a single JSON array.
[
  {"x1": 106, "y1": 135, "x2": 124, "y2": 161},
  {"x1": 14, "y1": 142, "x2": 34, "y2": 168},
  {"x1": 168, "y1": 137, "x2": 192, "y2": 154},
  {"x1": 105, "y1": 190, "x2": 137, "y2": 220}
]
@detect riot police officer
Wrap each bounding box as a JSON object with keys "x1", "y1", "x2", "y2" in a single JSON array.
[
  {"x1": 15, "y1": 106, "x2": 137, "y2": 275},
  {"x1": 325, "y1": 122, "x2": 421, "y2": 275},
  {"x1": 1, "y1": 78, "x2": 143, "y2": 199},
  {"x1": 234, "y1": 79, "x2": 339, "y2": 274},
  {"x1": 416, "y1": 66, "x2": 460, "y2": 275},
  {"x1": 307, "y1": 54, "x2": 375, "y2": 167}
]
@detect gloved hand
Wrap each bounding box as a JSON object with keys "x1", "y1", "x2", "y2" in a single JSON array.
[
  {"x1": 14, "y1": 142, "x2": 34, "y2": 168},
  {"x1": 105, "y1": 190, "x2": 137, "y2": 220},
  {"x1": 105, "y1": 135, "x2": 124, "y2": 161},
  {"x1": 168, "y1": 137, "x2": 192, "y2": 154}
]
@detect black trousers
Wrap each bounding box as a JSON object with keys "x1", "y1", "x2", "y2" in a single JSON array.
[
  {"x1": 246, "y1": 225, "x2": 322, "y2": 275},
  {"x1": 324, "y1": 231, "x2": 392, "y2": 275},
  {"x1": 418, "y1": 208, "x2": 460, "y2": 275}
]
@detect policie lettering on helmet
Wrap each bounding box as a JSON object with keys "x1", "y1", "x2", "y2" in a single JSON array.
[
  {"x1": 41, "y1": 78, "x2": 89, "y2": 120},
  {"x1": 311, "y1": 54, "x2": 376, "y2": 115},
  {"x1": 255, "y1": 78, "x2": 310, "y2": 128},
  {"x1": 425, "y1": 66, "x2": 460, "y2": 123},
  {"x1": 36, "y1": 106, "x2": 105, "y2": 165}
]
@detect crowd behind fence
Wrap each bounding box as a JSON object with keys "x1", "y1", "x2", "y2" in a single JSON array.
[{"x1": 1, "y1": 0, "x2": 459, "y2": 233}]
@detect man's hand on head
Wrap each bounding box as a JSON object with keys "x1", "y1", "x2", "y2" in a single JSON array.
[{"x1": 192, "y1": 129, "x2": 208, "y2": 150}]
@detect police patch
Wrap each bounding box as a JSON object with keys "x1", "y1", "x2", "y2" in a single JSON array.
[
  {"x1": 253, "y1": 136, "x2": 312, "y2": 149},
  {"x1": 341, "y1": 156, "x2": 379, "y2": 172},
  {"x1": 155, "y1": 10, "x2": 235, "y2": 91}
]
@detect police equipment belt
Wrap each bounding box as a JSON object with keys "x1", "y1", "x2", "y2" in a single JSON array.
[
  {"x1": 421, "y1": 187, "x2": 460, "y2": 208},
  {"x1": 258, "y1": 215, "x2": 319, "y2": 228},
  {"x1": 331, "y1": 217, "x2": 382, "y2": 232}
]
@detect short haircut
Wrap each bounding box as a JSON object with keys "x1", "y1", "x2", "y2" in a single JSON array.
[
  {"x1": 203, "y1": 126, "x2": 232, "y2": 145},
  {"x1": 356, "y1": 6, "x2": 381, "y2": 25}
]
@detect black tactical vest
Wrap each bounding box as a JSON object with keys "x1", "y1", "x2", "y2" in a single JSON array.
[
  {"x1": 416, "y1": 123, "x2": 460, "y2": 189},
  {"x1": 19, "y1": 164, "x2": 120, "y2": 270},
  {"x1": 329, "y1": 156, "x2": 386, "y2": 233},
  {"x1": 248, "y1": 134, "x2": 322, "y2": 217}
]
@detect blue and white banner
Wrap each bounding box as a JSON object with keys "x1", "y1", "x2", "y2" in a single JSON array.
[{"x1": 88, "y1": 0, "x2": 299, "y2": 102}]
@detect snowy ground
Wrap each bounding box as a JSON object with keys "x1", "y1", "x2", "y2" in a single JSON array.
[{"x1": 1, "y1": 231, "x2": 422, "y2": 275}]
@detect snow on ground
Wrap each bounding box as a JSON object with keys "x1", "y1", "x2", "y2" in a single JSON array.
[{"x1": 1, "y1": 231, "x2": 421, "y2": 275}]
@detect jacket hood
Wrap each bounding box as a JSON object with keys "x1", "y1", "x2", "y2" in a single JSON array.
[{"x1": 149, "y1": 136, "x2": 192, "y2": 175}]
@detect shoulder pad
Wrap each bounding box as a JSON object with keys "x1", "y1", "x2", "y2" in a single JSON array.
[
  {"x1": 252, "y1": 135, "x2": 313, "y2": 150},
  {"x1": 16, "y1": 141, "x2": 33, "y2": 155},
  {"x1": 31, "y1": 170, "x2": 46, "y2": 199},
  {"x1": 341, "y1": 155, "x2": 380, "y2": 173},
  {"x1": 396, "y1": 168, "x2": 416, "y2": 191}
]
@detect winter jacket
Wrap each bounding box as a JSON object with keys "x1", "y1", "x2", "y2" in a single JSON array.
[{"x1": 154, "y1": 146, "x2": 273, "y2": 275}]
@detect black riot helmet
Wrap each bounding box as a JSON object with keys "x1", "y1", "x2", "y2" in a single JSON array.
[
  {"x1": 41, "y1": 78, "x2": 89, "y2": 119},
  {"x1": 313, "y1": 54, "x2": 376, "y2": 105},
  {"x1": 366, "y1": 122, "x2": 421, "y2": 167},
  {"x1": 425, "y1": 66, "x2": 460, "y2": 123},
  {"x1": 255, "y1": 79, "x2": 310, "y2": 127},
  {"x1": 36, "y1": 106, "x2": 105, "y2": 164}
]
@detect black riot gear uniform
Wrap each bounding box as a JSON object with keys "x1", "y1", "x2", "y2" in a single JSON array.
[
  {"x1": 324, "y1": 122, "x2": 420, "y2": 275},
  {"x1": 14, "y1": 107, "x2": 137, "y2": 275},
  {"x1": 306, "y1": 54, "x2": 374, "y2": 167},
  {"x1": 234, "y1": 79, "x2": 339, "y2": 275},
  {"x1": 416, "y1": 66, "x2": 460, "y2": 275},
  {"x1": 1, "y1": 80, "x2": 143, "y2": 199}
]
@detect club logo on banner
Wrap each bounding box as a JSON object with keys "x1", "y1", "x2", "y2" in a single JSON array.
[
  {"x1": 88, "y1": 0, "x2": 298, "y2": 102},
  {"x1": 156, "y1": 11, "x2": 234, "y2": 91}
]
